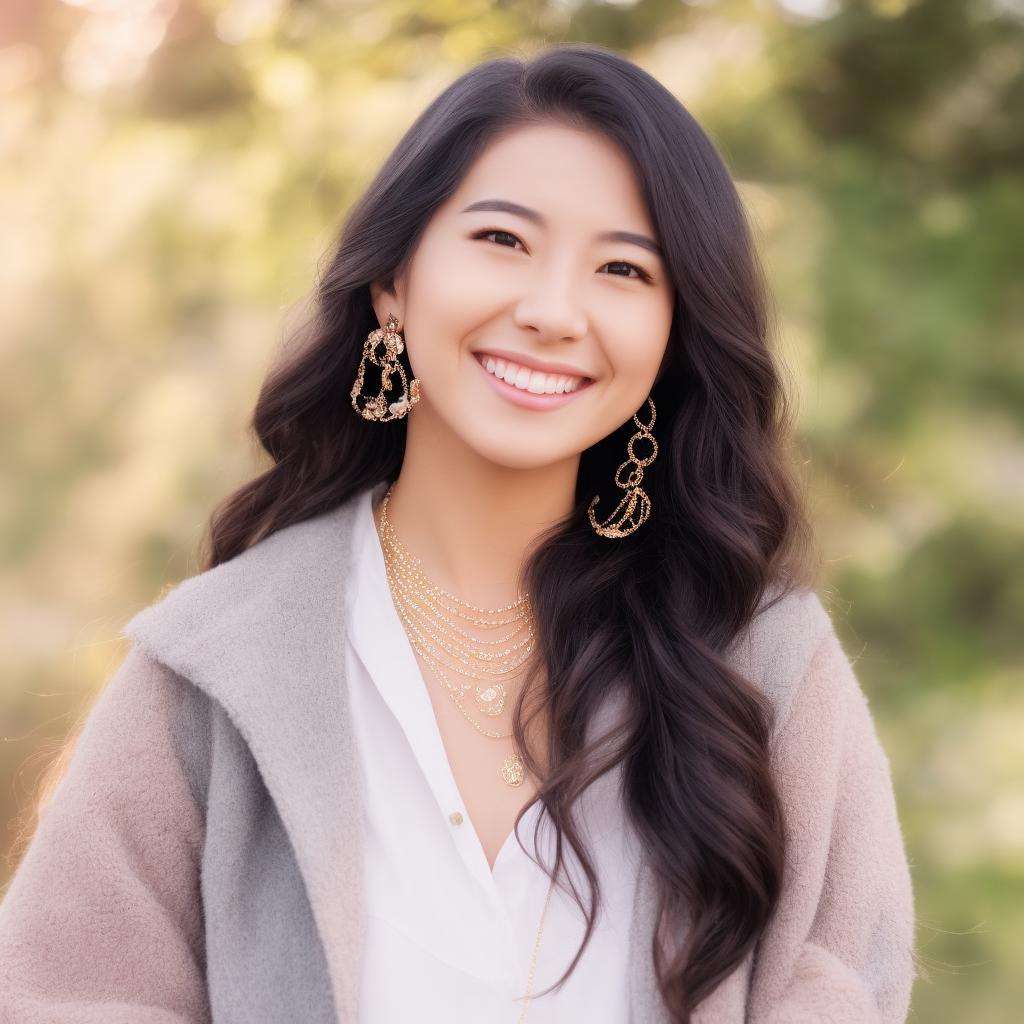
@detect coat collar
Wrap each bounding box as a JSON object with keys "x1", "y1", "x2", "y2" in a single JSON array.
[{"x1": 121, "y1": 491, "x2": 367, "y2": 1021}]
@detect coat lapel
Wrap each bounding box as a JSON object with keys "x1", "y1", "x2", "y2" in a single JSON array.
[{"x1": 120, "y1": 494, "x2": 367, "y2": 1021}]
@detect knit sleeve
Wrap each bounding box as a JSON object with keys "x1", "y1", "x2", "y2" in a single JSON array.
[
  {"x1": 746, "y1": 615, "x2": 918, "y2": 1024},
  {"x1": 0, "y1": 644, "x2": 211, "y2": 1024}
]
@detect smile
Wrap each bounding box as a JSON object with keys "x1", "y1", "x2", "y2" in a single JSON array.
[{"x1": 473, "y1": 352, "x2": 594, "y2": 411}]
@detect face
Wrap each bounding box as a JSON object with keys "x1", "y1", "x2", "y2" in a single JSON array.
[{"x1": 370, "y1": 122, "x2": 675, "y2": 471}]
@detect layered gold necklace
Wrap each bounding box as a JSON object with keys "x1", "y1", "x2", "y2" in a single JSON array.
[
  {"x1": 375, "y1": 484, "x2": 556, "y2": 1019},
  {"x1": 375, "y1": 484, "x2": 537, "y2": 788}
]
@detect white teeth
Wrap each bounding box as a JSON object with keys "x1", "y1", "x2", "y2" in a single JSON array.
[{"x1": 479, "y1": 354, "x2": 584, "y2": 395}]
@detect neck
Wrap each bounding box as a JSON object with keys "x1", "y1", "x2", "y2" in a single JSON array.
[{"x1": 378, "y1": 404, "x2": 580, "y2": 610}]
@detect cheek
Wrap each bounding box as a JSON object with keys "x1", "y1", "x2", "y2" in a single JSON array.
[
  {"x1": 401, "y1": 251, "x2": 459, "y2": 375},
  {"x1": 404, "y1": 238, "x2": 506, "y2": 360},
  {"x1": 604, "y1": 322, "x2": 669, "y2": 383}
]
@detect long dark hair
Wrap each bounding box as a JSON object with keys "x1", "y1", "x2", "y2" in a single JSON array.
[{"x1": 203, "y1": 43, "x2": 818, "y2": 1021}]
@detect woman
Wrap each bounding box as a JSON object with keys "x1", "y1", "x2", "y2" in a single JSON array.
[{"x1": 0, "y1": 44, "x2": 917, "y2": 1023}]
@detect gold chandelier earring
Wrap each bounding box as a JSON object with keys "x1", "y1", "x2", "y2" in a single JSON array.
[
  {"x1": 588, "y1": 395, "x2": 658, "y2": 539},
  {"x1": 350, "y1": 312, "x2": 422, "y2": 421}
]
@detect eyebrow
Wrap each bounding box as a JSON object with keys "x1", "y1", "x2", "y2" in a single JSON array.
[{"x1": 460, "y1": 198, "x2": 663, "y2": 259}]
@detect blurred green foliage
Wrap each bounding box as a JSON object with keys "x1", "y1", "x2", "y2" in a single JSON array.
[{"x1": 1, "y1": 0, "x2": 1021, "y2": 1019}]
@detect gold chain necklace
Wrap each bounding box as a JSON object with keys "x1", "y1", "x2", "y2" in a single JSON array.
[
  {"x1": 374, "y1": 484, "x2": 555, "y2": 1020},
  {"x1": 517, "y1": 876, "x2": 555, "y2": 1023},
  {"x1": 376, "y1": 485, "x2": 535, "y2": 787}
]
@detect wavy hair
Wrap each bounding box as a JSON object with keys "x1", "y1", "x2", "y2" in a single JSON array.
[{"x1": 201, "y1": 43, "x2": 818, "y2": 1021}]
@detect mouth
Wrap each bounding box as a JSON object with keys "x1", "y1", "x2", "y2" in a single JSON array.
[{"x1": 472, "y1": 351, "x2": 595, "y2": 412}]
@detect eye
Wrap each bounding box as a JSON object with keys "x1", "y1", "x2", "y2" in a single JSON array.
[
  {"x1": 472, "y1": 228, "x2": 654, "y2": 284},
  {"x1": 473, "y1": 228, "x2": 526, "y2": 251},
  {"x1": 601, "y1": 260, "x2": 652, "y2": 283}
]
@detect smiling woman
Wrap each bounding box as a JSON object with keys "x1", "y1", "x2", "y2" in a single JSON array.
[
  {"x1": 371, "y1": 119, "x2": 676, "y2": 479},
  {"x1": 0, "y1": 41, "x2": 917, "y2": 1024}
]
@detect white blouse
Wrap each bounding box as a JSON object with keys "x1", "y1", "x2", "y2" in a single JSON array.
[{"x1": 344, "y1": 480, "x2": 642, "y2": 1022}]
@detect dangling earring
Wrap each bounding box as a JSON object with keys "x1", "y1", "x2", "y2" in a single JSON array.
[
  {"x1": 350, "y1": 313, "x2": 422, "y2": 421},
  {"x1": 588, "y1": 395, "x2": 658, "y2": 539}
]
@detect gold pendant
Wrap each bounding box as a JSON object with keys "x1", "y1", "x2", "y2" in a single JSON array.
[
  {"x1": 474, "y1": 683, "x2": 507, "y2": 717},
  {"x1": 500, "y1": 753, "x2": 525, "y2": 787}
]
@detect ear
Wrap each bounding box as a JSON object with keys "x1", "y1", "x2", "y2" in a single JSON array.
[{"x1": 369, "y1": 265, "x2": 409, "y2": 329}]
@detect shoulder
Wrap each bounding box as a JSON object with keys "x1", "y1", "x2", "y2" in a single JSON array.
[
  {"x1": 120, "y1": 495, "x2": 362, "y2": 668},
  {"x1": 725, "y1": 582, "x2": 838, "y2": 735},
  {"x1": 76, "y1": 645, "x2": 201, "y2": 763},
  {"x1": 34, "y1": 643, "x2": 208, "y2": 848},
  {"x1": 112, "y1": 494, "x2": 367, "y2": 800}
]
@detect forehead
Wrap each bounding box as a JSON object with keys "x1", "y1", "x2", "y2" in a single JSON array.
[{"x1": 446, "y1": 123, "x2": 655, "y2": 236}]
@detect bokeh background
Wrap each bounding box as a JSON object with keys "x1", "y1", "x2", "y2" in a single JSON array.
[{"x1": 2, "y1": 1, "x2": 1021, "y2": 1019}]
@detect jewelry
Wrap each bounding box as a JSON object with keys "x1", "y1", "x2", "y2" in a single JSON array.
[
  {"x1": 376, "y1": 484, "x2": 556, "y2": 1020},
  {"x1": 376, "y1": 486, "x2": 535, "y2": 787},
  {"x1": 515, "y1": 876, "x2": 555, "y2": 1023},
  {"x1": 588, "y1": 395, "x2": 658, "y2": 539},
  {"x1": 350, "y1": 313, "x2": 422, "y2": 421}
]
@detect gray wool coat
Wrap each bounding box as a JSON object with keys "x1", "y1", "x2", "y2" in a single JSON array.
[{"x1": 0, "y1": 486, "x2": 918, "y2": 1022}]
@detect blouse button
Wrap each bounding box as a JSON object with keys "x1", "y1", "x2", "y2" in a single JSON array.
[{"x1": 449, "y1": 811, "x2": 464, "y2": 826}]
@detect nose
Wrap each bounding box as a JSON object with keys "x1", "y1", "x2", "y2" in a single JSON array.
[{"x1": 511, "y1": 270, "x2": 589, "y2": 344}]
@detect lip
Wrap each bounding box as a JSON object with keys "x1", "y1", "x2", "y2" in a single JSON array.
[
  {"x1": 473, "y1": 351, "x2": 594, "y2": 411},
  {"x1": 472, "y1": 347, "x2": 594, "y2": 381}
]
